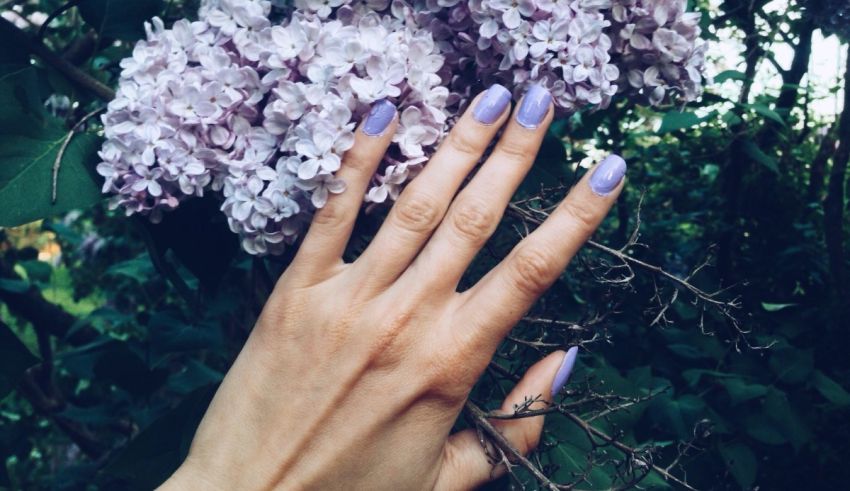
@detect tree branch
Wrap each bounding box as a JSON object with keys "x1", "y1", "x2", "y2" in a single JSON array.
[
  {"x1": 0, "y1": 16, "x2": 115, "y2": 101},
  {"x1": 0, "y1": 259, "x2": 97, "y2": 344},
  {"x1": 18, "y1": 370, "x2": 106, "y2": 458}
]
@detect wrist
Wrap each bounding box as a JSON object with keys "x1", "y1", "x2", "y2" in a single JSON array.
[{"x1": 158, "y1": 460, "x2": 224, "y2": 491}]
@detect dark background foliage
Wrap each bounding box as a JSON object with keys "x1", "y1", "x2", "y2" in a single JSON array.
[{"x1": 1, "y1": 0, "x2": 849, "y2": 489}]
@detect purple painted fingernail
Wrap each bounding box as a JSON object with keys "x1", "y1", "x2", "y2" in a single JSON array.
[
  {"x1": 363, "y1": 99, "x2": 396, "y2": 136},
  {"x1": 551, "y1": 346, "x2": 579, "y2": 397},
  {"x1": 589, "y1": 154, "x2": 627, "y2": 196},
  {"x1": 473, "y1": 84, "x2": 512, "y2": 124},
  {"x1": 516, "y1": 83, "x2": 551, "y2": 129}
]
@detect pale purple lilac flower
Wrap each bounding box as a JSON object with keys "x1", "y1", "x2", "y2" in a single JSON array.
[{"x1": 98, "y1": 0, "x2": 706, "y2": 255}]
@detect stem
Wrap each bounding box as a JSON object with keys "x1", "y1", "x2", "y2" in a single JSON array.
[{"x1": 0, "y1": 16, "x2": 115, "y2": 101}]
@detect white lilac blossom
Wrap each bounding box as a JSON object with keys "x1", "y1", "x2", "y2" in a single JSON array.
[
  {"x1": 98, "y1": 0, "x2": 706, "y2": 255},
  {"x1": 98, "y1": 0, "x2": 448, "y2": 255}
]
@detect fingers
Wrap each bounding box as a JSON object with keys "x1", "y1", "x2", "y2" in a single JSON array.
[
  {"x1": 459, "y1": 155, "x2": 627, "y2": 350},
  {"x1": 400, "y1": 85, "x2": 553, "y2": 292},
  {"x1": 291, "y1": 100, "x2": 397, "y2": 279},
  {"x1": 353, "y1": 85, "x2": 513, "y2": 287},
  {"x1": 435, "y1": 350, "x2": 576, "y2": 490}
]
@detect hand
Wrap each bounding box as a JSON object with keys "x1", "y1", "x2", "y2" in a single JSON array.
[{"x1": 161, "y1": 83, "x2": 626, "y2": 490}]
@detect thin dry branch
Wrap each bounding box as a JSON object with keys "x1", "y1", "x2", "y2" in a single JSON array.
[
  {"x1": 52, "y1": 106, "x2": 106, "y2": 202},
  {"x1": 506, "y1": 202, "x2": 742, "y2": 326}
]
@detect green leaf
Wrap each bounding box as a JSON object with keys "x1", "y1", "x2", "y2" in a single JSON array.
[
  {"x1": 682, "y1": 369, "x2": 736, "y2": 387},
  {"x1": 742, "y1": 140, "x2": 779, "y2": 173},
  {"x1": 721, "y1": 378, "x2": 769, "y2": 405},
  {"x1": 0, "y1": 129, "x2": 104, "y2": 227},
  {"x1": 762, "y1": 389, "x2": 811, "y2": 450},
  {"x1": 769, "y1": 346, "x2": 814, "y2": 384},
  {"x1": 102, "y1": 385, "x2": 217, "y2": 490},
  {"x1": 657, "y1": 110, "x2": 703, "y2": 133},
  {"x1": 714, "y1": 70, "x2": 747, "y2": 83},
  {"x1": 718, "y1": 442, "x2": 757, "y2": 489},
  {"x1": 165, "y1": 360, "x2": 223, "y2": 394},
  {"x1": 93, "y1": 343, "x2": 168, "y2": 397},
  {"x1": 722, "y1": 110, "x2": 743, "y2": 126},
  {"x1": 746, "y1": 103, "x2": 785, "y2": 126},
  {"x1": 106, "y1": 254, "x2": 157, "y2": 280},
  {"x1": 668, "y1": 343, "x2": 709, "y2": 359},
  {"x1": 761, "y1": 302, "x2": 796, "y2": 312},
  {"x1": 649, "y1": 394, "x2": 706, "y2": 439},
  {"x1": 0, "y1": 67, "x2": 49, "y2": 135},
  {"x1": 0, "y1": 278, "x2": 30, "y2": 293},
  {"x1": 0, "y1": 322, "x2": 40, "y2": 399},
  {"x1": 744, "y1": 414, "x2": 787, "y2": 445},
  {"x1": 811, "y1": 370, "x2": 850, "y2": 406},
  {"x1": 0, "y1": 68, "x2": 104, "y2": 227},
  {"x1": 77, "y1": 0, "x2": 165, "y2": 41},
  {"x1": 548, "y1": 419, "x2": 614, "y2": 488},
  {"x1": 17, "y1": 260, "x2": 53, "y2": 284}
]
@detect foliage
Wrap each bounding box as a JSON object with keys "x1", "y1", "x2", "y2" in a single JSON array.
[{"x1": 1, "y1": 0, "x2": 849, "y2": 490}]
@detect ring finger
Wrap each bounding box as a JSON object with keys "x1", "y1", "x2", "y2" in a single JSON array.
[{"x1": 353, "y1": 84, "x2": 514, "y2": 288}]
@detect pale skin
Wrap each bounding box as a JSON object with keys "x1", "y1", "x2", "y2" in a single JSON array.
[{"x1": 161, "y1": 88, "x2": 624, "y2": 490}]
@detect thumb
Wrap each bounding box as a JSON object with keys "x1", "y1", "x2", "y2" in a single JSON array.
[{"x1": 435, "y1": 348, "x2": 579, "y2": 490}]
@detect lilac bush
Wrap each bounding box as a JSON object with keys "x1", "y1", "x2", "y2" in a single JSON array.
[{"x1": 98, "y1": 0, "x2": 706, "y2": 255}]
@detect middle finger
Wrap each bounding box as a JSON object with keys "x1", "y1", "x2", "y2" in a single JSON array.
[
  {"x1": 398, "y1": 84, "x2": 554, "y2": 293},
  {"x1": 353, "y1": 84, "x2": 513, "y2": 287}
]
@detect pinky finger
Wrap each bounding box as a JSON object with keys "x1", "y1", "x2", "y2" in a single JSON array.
[{"x1": 434, "y1": 349, "x2": 578, "y2": 490}]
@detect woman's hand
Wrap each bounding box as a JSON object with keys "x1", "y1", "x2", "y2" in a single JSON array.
[{"x1": 161, "y1": 83, "x2": 626, "y2": 490}]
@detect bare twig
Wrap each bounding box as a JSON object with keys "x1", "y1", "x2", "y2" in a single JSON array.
[
  {"x1": 506, "y1": 203, "x2": 741, "y2": 322},
  {"x1": 465, "y1": 400, "x2": 563, "y2": 491},
  {"x1": 562, "y1": 412, "x2": 698, "y2": 491},
  {"x1": 52, "y1": 106, "x2": 106, "y2": 203}
]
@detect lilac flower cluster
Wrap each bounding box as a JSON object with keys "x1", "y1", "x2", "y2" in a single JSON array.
[
  {"x1": 608, "y1": 0, "x2": 706, "y2": 105},
  {"x1": 99, "y1": 0, "x2": 447, "y2": 254},
  {"x1": 98, "y1": 0, "x2": 706, "y2": 255}
]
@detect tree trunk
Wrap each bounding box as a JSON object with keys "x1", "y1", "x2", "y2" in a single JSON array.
[
  {"x1": 717, "y1": 8, "x2": 761, "y2": 279},
  {"x1": 718, "y1": 14, "x2": 815, "y2": 281},
  {"x1": 823, "y1": 45, "x2": 850, "y2": 316},
  {"x1": 808, "y1": 125, "x2": 837, "y2": 203}
]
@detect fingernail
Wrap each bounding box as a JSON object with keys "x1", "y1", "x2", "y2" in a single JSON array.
[
  {"x1": 589, "y1": 154, "x2": 627, "y2": 196},
  {"x1": 551, "y1": 346, "x2": 579, "y2": 397},
  {"x1": 473, "y1": 84, "x2": 512, "y2": 124},
  {"x1": 516, "y1": 83, "x2": 551, "y2": 129},
  {"x1": 363, "y1": 99, "x2": 396, "y2": 136}
]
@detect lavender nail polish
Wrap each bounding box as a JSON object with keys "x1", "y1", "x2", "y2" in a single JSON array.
[
  {"x1": 473, "y1": 84, "x2": 512, "y2": 124},
  {"x1": 589, "y1": 155, "x2": 627, "y2": 196},
  {"x1": 363, "y1": 99, "x2": 396, "y2": 136},
  {"x1": 551, "y1": 346, "x2": 579, "y2": 397},
  {"x1": 516, "y1": 83, "x2": 552, "y2": 129}
]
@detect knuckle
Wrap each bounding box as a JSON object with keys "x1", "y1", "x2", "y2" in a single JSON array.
[
  {"x1": 417, "y1": 342, "x2": 476, "y2": 402},
  {"x1": 343, "y1": 147, "x2": 373, "y2": 172},
  {"x1": 508, "y1": 246, "x2": 557, "y2": 296},
  {"x1": 450, "y1": 199, "x2": 496, "y2": 245},
  {"x1": 496, "y1": 138, "x2": 533, "y2": 164},
  {"x1": 423, "y1": 361, "x2": 473, "y2": 402},
  {"x1": 559, "y1": 198, "x2": 600, "y2": 236},
  {"x1": 446, "y1": 129, "x2": 484, "y2": 159},
  {"x1": 393, "y1": 192, "x2": 441, "y2": 233},
  {"x1": 311, "y1": 200, "x2": 346, "y2": 228}
]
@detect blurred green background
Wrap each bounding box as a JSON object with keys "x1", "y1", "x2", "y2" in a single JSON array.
[{"x1": 1, "y1": 0, "x2": 849, "y2": 489}]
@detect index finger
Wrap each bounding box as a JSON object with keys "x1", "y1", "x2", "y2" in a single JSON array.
[{"x1": 456, "y1": 155, "x2": 627, "y2": 350}]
